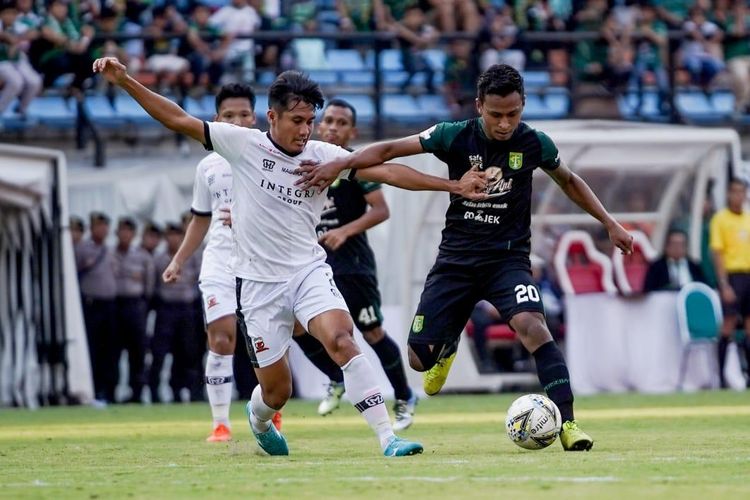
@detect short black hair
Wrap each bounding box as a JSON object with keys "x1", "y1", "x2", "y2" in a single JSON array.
[
  {"x1": 268, "y1": 71, "x2": 324, "y2": 114},
  {"x1": 142, "y1": 220, "x2": 163, "y2": 236},
  {"x1": 667, "y1": 228, "x2": 688, "y2": 239},
  {"x1": 215, "y1": 83, "x2": 256, "y2": 113},
  {"x1": 325, "y1": 98, "x2": 357, "y2": 127},
  {"x1": 70, "y1": 216, "x2": 85, "y2": 231},
  {"x1": 118, "y1": 217, "x2": 137, "y2": 231},
  {"x1": 89, "y1": 211, "x2": 110, "y2": 225},
  {"x1": 729, "y1": 177, "x2": 748, "y2": 189},
  {"x1": 165, "y1": 222, "x2": 184, "y2": 234},
  {"x1": 477, "y1": 64, "x2": 525, "y2": 103}
]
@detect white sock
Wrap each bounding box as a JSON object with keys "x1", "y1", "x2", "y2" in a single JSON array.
[
  {"x1": 342, "y1": 353, "x2": 395, "y2": 450},
  {"x1": 205, "y1": 351, "x2": 234, "y2": 429},
  {"x1": 249, "y1": 384, "x2": 280, "y2": 434}
]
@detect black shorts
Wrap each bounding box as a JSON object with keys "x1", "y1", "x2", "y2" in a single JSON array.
[
  {"x1": 725, "y1": 273, "x2": 750, "y2": 318},
  {"x1": 334, "y1": 273, "x2": 383, "y2": 332},
  {"x1": 408, "y1": 252, "x2": 545, "y2": 346}
]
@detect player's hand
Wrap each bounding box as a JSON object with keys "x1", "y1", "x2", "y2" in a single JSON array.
[
  {"x1": 608, "y1": 222, "x2": 634, "y2": 255},
  {"x1": 218, "y1": 207, "x2": 232, "y2": 227},
  {"x1": 295, "y1": 159, "x2": 347, "y2": 192},
  {"x1": 162, "y1": 260, "x2": 181, "y2": 283},
  {"x1": 92, "y1": 57, "x2": 128, "y2": 85},
  {"x1": 319, "y1": 228, "x2": 349, "y2": 251},
  {"x1": 720, "y1": 283, "x2": 737, "y2": 304},
  {"x1": 455, "y1": 166, "x2": 488, "y2": 201}
]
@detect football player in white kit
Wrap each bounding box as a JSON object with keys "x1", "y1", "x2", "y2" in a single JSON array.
[
  {"x1": 93, "y1": 57, "x2": 488, "y2": 457},
  {"x1": 162, "y1": 83, "x2": 283, "y2": 442}
]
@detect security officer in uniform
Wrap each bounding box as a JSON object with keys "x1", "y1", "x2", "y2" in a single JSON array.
[
  {"x1": 150, "y1": 222, "x2": 201, "y2": 402},
  {"x1": 75, "y1": 212, "x2": 118, "y2": 403},
  {"x1": 114, "y1": 217, "x2": 155, "y2": 403}
]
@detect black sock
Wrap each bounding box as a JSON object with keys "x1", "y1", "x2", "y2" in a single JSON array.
[
  {"x1": 370, "y1": 334, "x2": 411, "y2": 401},
  {"x1": 718, "y1": 336, "x2": 730, "y2": 387},
  {"x1": 532, "y1": 341, "x2": 574, "y2": 422},
  {"x1": 293, "y1": 334, "x2": 344, "y2": 384}
]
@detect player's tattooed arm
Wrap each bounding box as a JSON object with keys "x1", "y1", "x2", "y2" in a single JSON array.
[
  {"x1": 92, "y1": 57, "x2": 205, "y2": 144},
  {"x1": 546, "y1": 161, "x2": 633, "y2": 255}
]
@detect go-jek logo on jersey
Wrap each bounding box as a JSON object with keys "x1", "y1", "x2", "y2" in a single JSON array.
[{"x1": 483, "y1": 167, "x2": 513, "y2": 198}]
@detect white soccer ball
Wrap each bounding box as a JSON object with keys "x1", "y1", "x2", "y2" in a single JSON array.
[{"x1": 505, "y1": 394, "x2": 562, "y2": 450}]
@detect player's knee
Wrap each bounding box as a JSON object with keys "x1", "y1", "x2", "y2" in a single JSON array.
[
  {"x1": 207, "y1": 330, "x2": 235, "y2": 355},
  {"x1": 408, "y1": 342, "x2": 438, "y2": 372},
  {"x1": 327, "y1": 328, "x2": 358, "y2": 364},
  {"x1": 262, "y1": 382, "x2": 292, "y2": 409},
  {"x1": 511, "y1": 312, "x2": 551, "y2": 345},
  {"x1": 362, "y1": 326, "x2": 385, "y2": 344}
]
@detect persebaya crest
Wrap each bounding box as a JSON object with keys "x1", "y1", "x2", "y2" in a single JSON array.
[{"x1": 509, "y1": 152, "x2": 523, "y2": 170}]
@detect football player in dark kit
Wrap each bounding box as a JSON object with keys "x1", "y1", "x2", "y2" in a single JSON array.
[
  {"x1": 293, "y1": 99, "x2": 418, "y2": 430},
  {"x1": 297, "y1": 64, "x2": 634, "y2": 451}
]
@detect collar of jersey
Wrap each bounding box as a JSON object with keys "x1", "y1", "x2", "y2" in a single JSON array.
[{"x1": 266, "y1": 132, "x2": 302, "y2": 157}]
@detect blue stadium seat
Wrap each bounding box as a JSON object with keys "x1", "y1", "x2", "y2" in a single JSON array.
[
  {"x1": 618, "y1": 90, "x2": 664, "y2": 120},
  {"x1": 256, "y1": 70, "x2": 276, "y2": 86},
  {"x1": 333, "y1": 94, "x2": 374, "y2": 124},
  {"x1": 676, "y1": 92, "x2": 728, "y2": 123},
  {"x1": 327, "y1": 49, "x2": 365, "y2": 71},
  {"x1": 423, "y1": 49, "x2": 446, "y2": 72},
  {"x1": 341, "y1": 72, "x2": 375, "y2": 87},
  {"x1": 378, "y1": 49, "x2": 404, "y2": 71},
  {"x1": 185, "y1": 96, "x2": 214, "y2": 121},
  {"x1": 113, "y1": 94, "x2": 160, "y2": 125},
  {"x1": 27, "y1": 96, "x2": 76, "y2": 128},
  {"x1": 1, "y1": 99, "x2": 37, "y2": 130},
  {"x1": 307, "y1": 70, "x2": 339, "y2": 86},
  {"x1": 381, "y1": 94, "x2": 423, "y2": 124},
  {"x1": 83, "y1": 95, "x2": 124, "y2": 127},
  {"x1": 709, "y1": 91, "x2": 734, "y2": 116},
  {"x1": 416, "y1": 94, "x2": 451, "y2": 122},
  {"x1": 523, "y1": 71, "x2": 551, "y2": 89},
  {"x1": 523, "y1": 93, "x2": 569, "y2": 120}
]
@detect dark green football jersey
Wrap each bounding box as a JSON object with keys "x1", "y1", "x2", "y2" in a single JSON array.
[
  {"x1": 316, "y1": 178, "x2": 381, "y2": 275},
  {"x1": 419, "y1": 118, "x2": 560, "y2": 258}
]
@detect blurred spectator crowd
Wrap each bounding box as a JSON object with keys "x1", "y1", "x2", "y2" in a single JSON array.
[{"x1": 1, "y1": 0, "x2": 749, "y2": 127}]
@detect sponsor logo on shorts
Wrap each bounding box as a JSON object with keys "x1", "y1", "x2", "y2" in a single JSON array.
[
  {"x1": 206, "y1": 295, "x2": 218, "y2": 309},
  {"x1": 412, "y1": 315, "x2": 424, "y2": 333},
  {"x1": 253, "y1": 336, "x2": 269, "y2": 354}
]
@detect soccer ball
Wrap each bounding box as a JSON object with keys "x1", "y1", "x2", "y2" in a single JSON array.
[{"x1": 505, "y1": 394, "x2": 562, "y2": 450}]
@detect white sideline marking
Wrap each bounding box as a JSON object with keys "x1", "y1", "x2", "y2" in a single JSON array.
[{"x1": 275, "y1": 475, "x2": 619, "y2": 484}]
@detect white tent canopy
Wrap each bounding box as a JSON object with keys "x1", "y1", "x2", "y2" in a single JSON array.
[{"x1": 0, "y1": 145, "x2": 91, "y2": 407}]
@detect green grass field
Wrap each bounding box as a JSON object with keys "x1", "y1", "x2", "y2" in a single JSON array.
[{"x1": 2, "y1": 391, "x2": 749, "y2": 499}]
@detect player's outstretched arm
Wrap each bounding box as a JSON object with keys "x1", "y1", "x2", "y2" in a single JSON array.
[
  {"x1": 92, "y1": 57, "x2": 205, "y2": 144},
  {"x1": 162, "y1": 214, "x2": 211, "y2": 283},
  {"x1": 296, "y1": 135, "x2": 425, "y2": 191},
  {"x1": 319, "y1": 190, "x2": 389, "y2": 251},
  {"x1": 546, "y1": 161, "x2": 633, "y2": 254},
  {"x1": 357, "y1": 163, "x2": 488, "y2": 200}
]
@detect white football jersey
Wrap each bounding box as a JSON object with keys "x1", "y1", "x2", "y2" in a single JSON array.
[
  {"x1": 205, "y1": 122, "x2": 351, "y2": 282},
  {"x1": 191, "y1": 152, "x2": 234, "y2": 283}
]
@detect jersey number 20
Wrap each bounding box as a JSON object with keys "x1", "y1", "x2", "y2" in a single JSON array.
[{"x1": 515, "y1": 284, "x2": 540, "y2": 303}]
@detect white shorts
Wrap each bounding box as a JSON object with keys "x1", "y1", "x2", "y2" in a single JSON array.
[
  {"x1": 236, "y1": 261, "x2": 349, "y2": 368},
  {"x1": 199, "y1": 276, "x2": 236, "y2": 325}
]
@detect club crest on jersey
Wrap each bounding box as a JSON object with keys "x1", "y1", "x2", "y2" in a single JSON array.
[
  {"x1": 509, "y1": 152, "x2": 523, "y2": 170},
  {"x1": 412, "y1": 315, "x2": 424, "y2": 333},
  {"x1": 468, "y1": 154, "x2": 483, "y2": 170},
  {"x1": 262, "y1": 159, "x2": 275, "y2": 171},
  {"x1": 253, "y1": 336, "x2": 269, "y2": 353}
]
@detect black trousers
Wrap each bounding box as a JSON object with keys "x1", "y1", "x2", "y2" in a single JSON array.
[
  {"x1": 150, "y1": 301, "x2": 201, "y2": 402},
  {"x1": 82, "y1": 296, "x2": 117, "y2": 402},
  {"x1": 115, "y1": 297, "x2": 148, "y2": 402}
]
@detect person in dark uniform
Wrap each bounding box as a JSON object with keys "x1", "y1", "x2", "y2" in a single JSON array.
[
  {"x1": 75, "y1": 212, "x2": 118, "y2": 403},
  {"x1": 291, "y1": 99, "x2": 417, "y2": 431},
  {"x1": 297, "y1": 64, "x2": 634, "y2": 451},
  {"x1": 140, "y1": 221, "x2": 163, "y2": 255},
  {"x1": 150, "y1": 222, "x2": 202, "y2": 403},
  {"x1": 114, "y1": 217, "x2": 155, "y2": 403},
  {"x1": 643, "y1": 229, "x2": 706, "y2": 293},
  {"x1": 70, "y1": 216, "x2": 85, "y2": 246}
]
